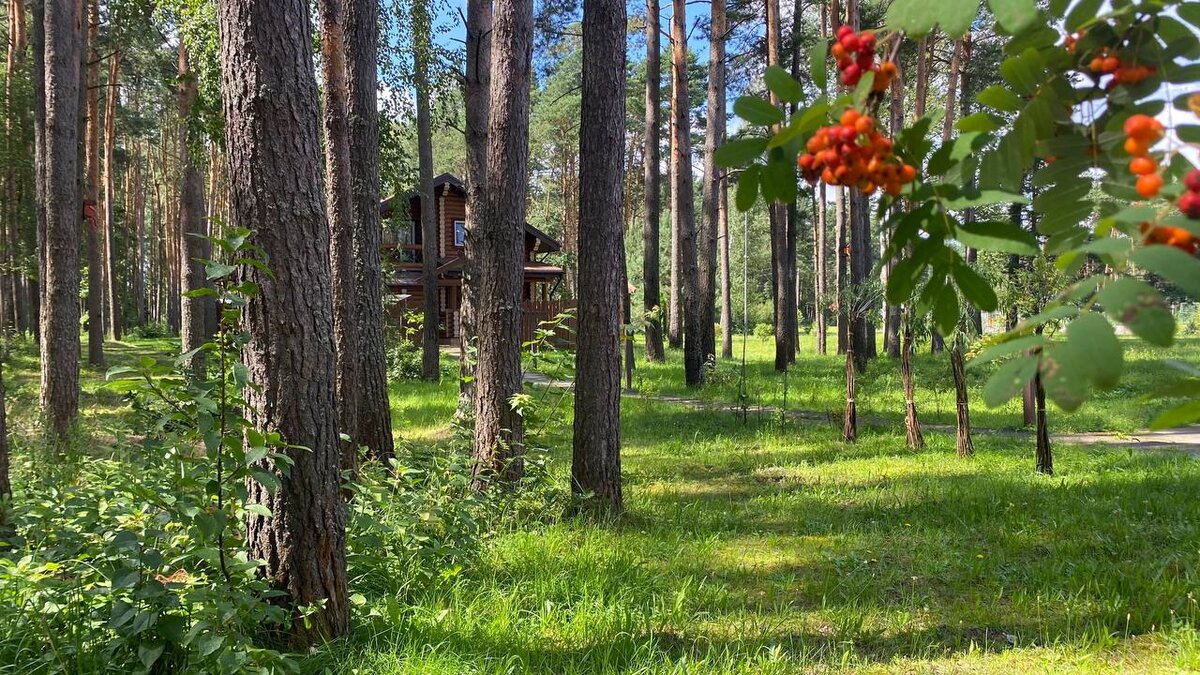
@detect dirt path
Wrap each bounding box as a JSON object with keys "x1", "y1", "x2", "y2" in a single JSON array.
[{"x1": 522, "y1": 371, "x2": 1200, "y2": 455}]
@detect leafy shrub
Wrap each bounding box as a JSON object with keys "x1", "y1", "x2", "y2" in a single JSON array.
[
  {"x1": 753, "y1": 322, "x2": 774, "y2": 341},
  {"x1": 127, "y1": 321, "x2": 173, "y2": 339}
]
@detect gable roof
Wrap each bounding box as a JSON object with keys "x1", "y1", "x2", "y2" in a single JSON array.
[{"x1": 379, "y1": 173, "x2": 562, "y2": 253}]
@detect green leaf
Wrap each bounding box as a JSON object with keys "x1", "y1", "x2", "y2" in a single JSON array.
[
  {"x1": 977, "y1": 85, "x2": 1023, "y2": 113},
  {"x1": 205, "y1": 262, "x2": 236, "y2": 281},
  {"x1": 715, "y1": 138, "x2": 767, "y2": 167},
  {"x1": 735, "y1": 165, "x2": 761, "y2": 212},
  {"x1": 951, "y1": 264, "x2": 998, "y2": 311},
  {"x1": 886, "y1": 0, "x2": 979, "y2": 37},
  {"x1": 933, "y1": 284, "x2": 962, "y2": 336},
  {"x1": 139, "y1": 642, "x2": 165, "y2": 670},
  {"x1": 943, "y1": 189, "x2": 1028, "y2": 210},
  {"x1": 809, "y1": 40, "x2": 827, "y2": 92},
  {"x1": 1096, "y1": 278, "x2": 1175, "y2": 347},
  {"x1": 999, "y1": 48, "x2": 1046, "y2": 96},
  {"x1": 1039, "y1": 342, "x2": 1090, "y2": 412},
  {"x1": 733, "y1": 96, "x2": 784, "y2": 125},
  {"x1": 989, "y1": 0, "x2": 1038, "y2": 33},
  {"x1": 243, "y1": 504, "x2": 273, "y2": 518},
  {"x1": 764, "y1": 65, "x2": 803, "y2": 104},
  {"x1": 955, "y1": 219, "x2": 1039, "y2": 255},
  {"x1": 1065, "y1": 0, "x2": 1102, "y2": 31},
  {"x1": 983, "y1": 355, "x2": 1038, "y2": 407},
  {"x1": 1133, "y1": 245, "x2": 1200, "y2": 299},
  {"x1": 1068, "y1": 312, "x2": 1122, "y2": 390},
  {"x1": 970, "y1": 334, "x2": 1047, "y2": 367},
  {"x1": 1149, "y1": 401, "x2": 1200, "y2": 430}
]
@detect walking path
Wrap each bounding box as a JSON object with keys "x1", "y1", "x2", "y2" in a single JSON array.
[{"x1": 521, "y1": 371, "x2": 1200, "y2": 455}]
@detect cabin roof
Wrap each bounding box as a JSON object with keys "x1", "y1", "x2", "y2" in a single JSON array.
[{"x1": 379, "y1": 173, "x2": 562, "y2": 253}]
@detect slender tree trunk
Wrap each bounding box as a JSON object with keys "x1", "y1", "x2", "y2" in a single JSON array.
[
  {"x1": 319, "y1": 0, "x2": 361, "y2": 473},
  {"x1": 473, "y1": 0, "x2": 532, "y2": 483},
  {"x1": 178, "y1": 45, "x2": 210, "y2": 376},
  {"x1": 765, "y1": 0, "x2": 792, "y2": 371},
  {"x1": 572, "y1": 0, "x2": 625, "y2": 514},
  {"x1": 30, "y1": 0, "x2": 43, "y2": 347},
  {"x1": 952, "y1": 334, "x2": 973, "y2": 457},
  {"x1": 666, "y1": 101, "x2": 681, "y2": 350},
  {"x1": 84, "y1": 0, "x2": 102, "y2": 366},
  {"x1": 814, "y1": 185, "x2": 827, "y2": 354},
  {"x1": 642, "y1": 0, "x2": 664, "y2": 362},
  {"x1": 102, "y1": 48, "x2": 121, "y2": 340},
  {"x1": 834, "y1": 185, "x2": 846, "y2": 354},
  {"x1": 347, "y1": 0, "x2": 393, "y2": 462},
  {"x1": 846, "y1": 0, "x2": 870, "y2": 372},
  {"x1": 40, "y1": 0, "x2": 83, "y2": 436},
  {"x1": 460, "y1": 0, "x2": 491, "y2": 409},
  {"x1": 671, "y1": 0, "x2": 702, "y2": 387},
  {"x1": 215, "y1": 0, "x2": 348, "y2": 644},
  {"x1": 1034, "y1": 369, "x2": 1051, "y2": 474},
  {"x1": 842, "y1": 345, "x2": 856, "y2": 442},
  {"x1": 415, "y1": 0, "x2": 439, "y2": 382},
  {"x1": 697, "y1": 0, "x2": 725, "y2": 364},
  {"x1": 901, "y1": 314, "x2": 924, "y2": 449},
  {"x1": 4, "y1": 0, "x2": 27, "y2": 340},
  {"x1": 718, "y1": 160, "x2": 732, "y2": 359}
]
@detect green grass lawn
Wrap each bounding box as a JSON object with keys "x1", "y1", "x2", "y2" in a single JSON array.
[
  {"x1": 610, "y1": 332, "x2": 1200, "y2": 434},
  {"x1": 308, "y1": 365, "x2": 1200, "y2": 673},
  {"x1": 6, "y1": 336, "x2": 1200, "y2": 673}
]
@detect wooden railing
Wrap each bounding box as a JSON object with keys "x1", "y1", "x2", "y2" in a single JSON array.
[{"x1": 521, "y1": 299, "x2": 576, "y2": 347}]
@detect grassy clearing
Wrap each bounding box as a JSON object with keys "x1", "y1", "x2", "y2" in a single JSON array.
[
  {"x1": 616, "y1": 332, "x2": 1200, "y2": 433},
  {"x1": 309, "y1": 361, "x2": 1200, "y2": 673}
]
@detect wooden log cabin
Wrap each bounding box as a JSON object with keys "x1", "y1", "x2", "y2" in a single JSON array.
[{"x1": 380, "y1": 173, "x2": 567, "y2": 344}]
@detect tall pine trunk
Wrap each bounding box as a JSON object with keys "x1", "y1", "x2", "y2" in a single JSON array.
[
  {"x1": 347, "y1": 0, "x2": 393, "y2": 462},
  {"x1": 40, "y1": 0, "x2": 83, "y2": 436},
  {"x1": 178, "y1": 45, "x2": 210, "y2": 376},
  {"x1": 318, "y1": 0, "x2": 361, "y2": 471},
  {"x1": 84, "y1": 0, "x2": 102, "y2": 366},
  {"x1": 460, "y1": 0, "x2": 491, "y2": 409},
  {"x1": 697, "y1": 0, "x2": 725, "y2": 364},
  {"x1": 718, "y1": 157, "x2": 732, "y2": 359},
  {"x1": 102, "y1": 48, "x2": 121, "y2": 340},
  {"x1": 415, "y1": 0, "x2": 439, "y2": 382},
  {"x1": 215, "y1": 0, "x2": 348, "y2": 644},
  {"x1": 572, "y1": 0, "x2": 626, "y2": 514},
  {"x1": 671, "y1": 0, "x2": 702, "y2": 386},
  {"x1": 766, "y1": 0, "x2": 793, "y2": 371},
  {"x1": 473, "y1": 0, "x2": 532, "y2": 483},
  {"x1": 901, "y1": 314, "x2": 924, "y2": 449},
  {"x1": 666, "y1": 103, "x2": 681, "y2": 350},
  {"x1": 642, "y1": 0, "x2": 665, "y2": 362}
]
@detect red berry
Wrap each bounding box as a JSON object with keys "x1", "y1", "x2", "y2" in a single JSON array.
[
  {"x1": 860, "y1": 32, "x2": 876, "y2": 50},
  {"x1": 842, "y1": 34, "x2": 861, "y2": 52},
  {"x1": 836, "y1": 25, "x2": 854, "y2": 39},
  {"x1": 1185, "y1": 169, "x2": 1200, "y2": 193},
  {"x1": 1180, "y1": 191, "x2": 1200, "y2": 219}
]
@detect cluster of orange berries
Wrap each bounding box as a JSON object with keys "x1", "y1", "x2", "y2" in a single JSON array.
[
  {"x1": 831, "y1": 26, "x2": 897, "y2": 92},
  {"x1": 798, "y1": 109, "x2": 916, "y2": 196},
  {"x1": 1063, "y1": 31, "x2": 1083, "y2": 54},
  {"x1": 1178, "y1": 170, "x2": 1200, "y2": 220},
  {"x1": 1087, "y1": 48, "x2": 1156, "y2": 88},
  {"x1": 1140, "y1": 222, "x2": 1198, "y2": 255},
  {"x1": 1124, "y1": 114, "x2": 1165, "y2": 198}
]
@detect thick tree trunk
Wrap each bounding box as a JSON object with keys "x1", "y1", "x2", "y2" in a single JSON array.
[
  {"x1": 671, "y1": 0, "x2": 702, "y2": 387},
  {"x1": 460, "y1": 0, "x2": 491, "y2": 409},
  {"x1": 30, "y1": 0, "x2": 43, "y2": 347},
  {"x1": 346, "y1": 0, "x2": 393, "y2": 462},
  {"x1": 415, "y1": 0, "x2": 439, "y2": 383},
  {"x1": 765, "y1": 0, "x2": 793, "y2": 371},
  {"x1": 697, "y1": 0, "x2": 725, "y2": 364},
  {"x1": 215, "y1": 0, "x2": 348, "y2": 644},
  {"x1": 572, "y1": 0, "x2": 625, "y2": 514},
  {"x1": 814, "y1": 185, "x2": 827, "y2": 354},
  {"x1": 40, "y1": 0, "x2": 83, "y2": 436},
  {"x1": 5, "y1": 0, "x2": 27, "y2": 339},
  {"x1": 319, "y1": 0, "x2": 361, "y2": 472},
  {"x1": 84, "y1": 0, "x2": 102, "y2": 367},
  {"x1": 473, "y1": 0, "x2": 532, "y2": 483},
  {"x1": 642, "y1": 0, "x2": 665, "y2": 363},
  {"x1": 666, "y1": 103, "x2": 681, "y2": 350},
  {"x1": 178, "y1": 45, "x2": 210, "y2": 376},
  {"x1": 848, "y1": 188, "x2": 869, "y2": 373},
  {"x1": 102, "y1": 48, "x2": 121, "y2": 340}
]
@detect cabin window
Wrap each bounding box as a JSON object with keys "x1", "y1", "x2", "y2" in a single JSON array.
[{"x1": 453, "y1": 220, "x2": 467, "y2": 247}]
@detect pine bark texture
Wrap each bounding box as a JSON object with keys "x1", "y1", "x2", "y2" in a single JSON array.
[
  {"x1": 572, "y1": 0, "x2": 625, "y2": 514},
  {"x1": 346, "y1": 0, "x2": 393, "y2": 462},
  {"x1": 102, "y1": 48, "x2": 121, "y2": 340},
  {"x1": 319, "y1": 0, "x2": 361, "y2": 470},
  {"x1": 670, "y1": 0, "x2": 702, "y2": 386},
  {"x1": 40, "y1": 0, "x2": 83, "y2": 437},
  {"x1": 766, "y1": 0, "x2": 793, "y2": 371},
  {"x1": 473, "y1": 0, "x2": 532, "y2": 482},
  {"x1": 901, "y1": 317, "x2": 924, "y2": 449},
  {"x1": 215, "y1": 0, "x2": 348, "y2": 644},
  {"x1": 416, "y1": 0, "x2": 439, "y2": 382},
  {"x1": 84, "y1": 0, "x2": 102, "y2": 367},
  {"x1": 951, "y1": 335, "x2": 973, "y2": 457},
  {"x1": 460, "y1": 0, "x2": 491, "y2": 408},
  {"x1": 642, "y1": 0, "x2": 665, "y2": 363},
  {"x1": 178, "y1": 45, "x2": 210, "y2": 376},
  {"x1": 697, "y1": 0, "x2": 725, "y2": 364}
]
